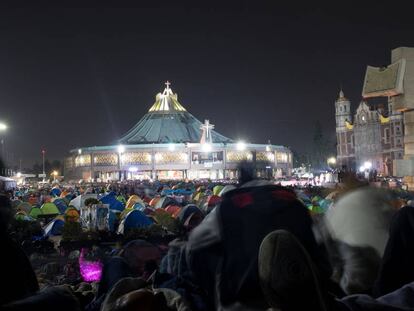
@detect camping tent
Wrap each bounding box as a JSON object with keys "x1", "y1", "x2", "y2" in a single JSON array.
[
  {"x1": 43, "y1": 217, "x2": 65, "y2": 237},
  {"x1": 29, "y1": 207, "x2": 42, "y2": 219},
  {"x1": 53, "y1": 198, "x2": 68, "y2": 214},
  {"x1": 69, "y1": 194, "x2": 98, "y2": 210},
  {"x1": 0, "y1": 176, "x2": 17, "y2": 191},
  {"x1": 117, "y1": 210, "x2": 153, "y2": 234},
  {"x1": 164, "y1": 205, "x2": 181, "y2": 218},
  {"x1": 50, "y1": 187, "x2": 62, "y2": 197},
  {"x1": 126, "y1": 195, "x2": 144, "y2": 209},
  {"x1": 213, "y1": 185, "x2": 224, "y2": 196},
  {"x1": 40, "y1": 202, "x2": 60, "y2": 215},
  {"x1": 149, "y1": 197, "x2": 160, "y2": 207},
  {"x1": 100, "y1": 193, "x2": 125, "y2": 211},
  {"x1": 155, "y1": 196, "x2": 178, "y2": 209}
]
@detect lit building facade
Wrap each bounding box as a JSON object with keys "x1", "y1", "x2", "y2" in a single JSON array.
[
  {"x1": 335, "y1": 90, "x2": 404, "y2": 175},
  {"x1": 64, "y1": 83, "x2": 292, "y2": 181}
]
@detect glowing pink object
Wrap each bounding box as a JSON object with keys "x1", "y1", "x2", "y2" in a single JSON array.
[{"x1": 79, "y1": 248, "x2": 103, "y2": 282}]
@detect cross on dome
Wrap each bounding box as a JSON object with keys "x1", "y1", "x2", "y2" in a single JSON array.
[
  {"x1": 162, "y1": 81, "x2": 174, "y2": 96},
  {"x1": 200, "y1": 119, "x2": 215, "y2": 144}
]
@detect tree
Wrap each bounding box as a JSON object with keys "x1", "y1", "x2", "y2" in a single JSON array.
[{"x1": 311, "y1": 121, "x2": 332, "y2": 170}]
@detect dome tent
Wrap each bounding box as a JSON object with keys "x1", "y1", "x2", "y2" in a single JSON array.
[
  {"x1": 40, "y1": 202, "x2": 60, "y2": 215},
  {"x1": 117, "y1": 210, "x2": 153, "y2": 234},
  {"x1": 43, "y1": 217, "x2": 65, "y2": 237},
  {"x1": 29, "y1": 207, "x2": 42, "y2": 219},
  {"x1": 53, "y1": 198, "x2": 68, "y2": 214},
  {"x1": 69, "y1": 194, "x2": 98, "y2": 210},
  {"x1": 126, "y1": 195, "x2": 144, "y2": 209},
  {"x1": 155, "y1": 196, "x2": 178, "y2": 209},
  {"x1": 100, "y1": 193, "x2": 125, "y2": 211}
]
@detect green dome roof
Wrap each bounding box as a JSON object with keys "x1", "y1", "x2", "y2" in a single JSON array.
[{"x1": 118, "y1": 82, "x2": 233, "y2": 144}]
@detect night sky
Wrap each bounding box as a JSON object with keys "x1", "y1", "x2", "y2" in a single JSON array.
[{"x1": 1, "y1": 1, "x2": 414, "y2": 168}]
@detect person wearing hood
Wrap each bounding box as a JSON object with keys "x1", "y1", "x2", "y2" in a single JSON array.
[{"x1": 185, "y1": 162, "x2": 333, "y2": 310}]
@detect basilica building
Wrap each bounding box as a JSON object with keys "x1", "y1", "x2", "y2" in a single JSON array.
[
  {"x1": 64, "y1": 82, "x2": 292, "y2": 181},
  {"x1": 335, "y1": 90, "x2": 404, "y2": 175}
]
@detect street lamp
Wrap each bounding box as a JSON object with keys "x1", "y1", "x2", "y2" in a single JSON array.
[
  {"x1": 41, "y1": 150, "x2": 46, "y2": 182},
  {"x1": 52, "y1": 170, "x2": 58, "y2": 182},
  {"x1": 236, "y1": 141, "x2": 246, "y2": 151},
  {"x1": 327, "y1": 157, "x2": 336, "y2": 165},
  {"x1": 117, "y1": 145, "x2": 125, "y2": 180},
  {"x1": 0, "y1": 123, "x2": 7, "y2": 166},
  {"x1": 327, "y1": 157, "x2": 337, "y2": 170}
]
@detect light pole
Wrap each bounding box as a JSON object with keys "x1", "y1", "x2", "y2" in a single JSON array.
[
  {"x1": 52, "y1": 170, "x2": 58, "y2": 183},
  {"x1": 117, "y1": 145, "x2": 125, "y2": 181},
  {"x1": 327, "y1": 157, "x2": 337, "y2": 170},
  {"x1": 0, "y1": 122, "x2": 7, "y2": 163},
  {"x1": 42, "y1": 150, "x2": 46, "y2": 181}
]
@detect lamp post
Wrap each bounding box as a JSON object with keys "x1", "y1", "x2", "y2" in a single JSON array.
[
  {"x1": 52, "y1": 170, "x2": 58, "y2": 182},
  {"x1": 42, "y1": 150, "x2": 46, "y2": 181},
  {"x1": 0, "y1": 123, "x2": 7, "y2": 167},
  {"x1": 327, "y1": 157, "x2": 337, "y2": 170},
  {"x1": 117, "y1": 145, "x2": 125, "y2": 181}
]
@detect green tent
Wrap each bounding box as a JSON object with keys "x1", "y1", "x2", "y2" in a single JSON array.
[
  {"x1": 40, "y1": 202, "x2": 60, "y2": 215},
  {"x1": 213, "y1": 185, "x2": 224, "y2": 196},
  {"x1": 29, "y1": 207, "x2": 42, "y2": 219},
  {"x1": 116, "y1": 195, "x2": 126, "y2": 204}
]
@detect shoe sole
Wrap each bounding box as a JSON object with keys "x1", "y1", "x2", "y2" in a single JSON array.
[{"x1": 258, "y1": 229, "x2": 328, "y2": 311}]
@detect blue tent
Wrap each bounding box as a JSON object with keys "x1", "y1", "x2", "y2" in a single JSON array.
[
  {"x1": 53, "y1": 198, "x2": 68, "y2": 214},
  {"x1": 50, "y1": 188, "x2": 62, "y2": 197},
  {"x1": 177, "y1": 204, "x2": 203, "y2": 223},
  {"x1": 117, "y1": 210, "x2": 153, "y2": 234},
  {"x1": 174, "y1": 189, "x2": 193, "y2": 196},
  {"x1": 133, "y1": 202, "x2": 145, "y2": 211},
  {"x1": 100, "y1": 193, "x2": 125, "y2": 211},
  {"x1": 43, "y1": 218, "x2": 65, "y2": 237}
]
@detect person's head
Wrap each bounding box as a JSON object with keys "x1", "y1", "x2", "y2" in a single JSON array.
[
  {"x1": 238, "y1": 161, "x2": 255, "y2": 185},
  {"x1": 0, "y1": 195, "x2": 13, "y2": 233}
]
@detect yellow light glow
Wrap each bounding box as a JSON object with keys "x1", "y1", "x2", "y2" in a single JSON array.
[
  {"x1": 0, "y1": 123, "x2": 7, "y2": 131},
  {"x1": 327, "y1": 157, "x2": 336, "y2": 165},
  {"x1": 236, "y1": 141, "x2": 246, "y2": 151}
]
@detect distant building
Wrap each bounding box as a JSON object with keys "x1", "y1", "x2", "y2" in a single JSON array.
[
  {"x1": 335, "y1": 90, "x2": 404, "y2": 175},
  {"x1": 65, "y1": 82, "x2": 293, "y2": 181}
]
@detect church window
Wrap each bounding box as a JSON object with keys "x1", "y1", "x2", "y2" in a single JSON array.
[{"x1": 384, "y1": 128, "x2": 390, "y2": 143}]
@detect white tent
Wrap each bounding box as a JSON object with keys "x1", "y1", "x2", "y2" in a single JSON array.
[
  {"x1": 0, "y1": 176, "x2": 17, "y2": 191},
  {"x1": 69, "y1": 194, "x2": 98, "y2": 210}
]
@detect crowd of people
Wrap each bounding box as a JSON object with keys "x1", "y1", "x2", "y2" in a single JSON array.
[{"x1": 2, "y1": 166, "x2": 414, "y2": 310}]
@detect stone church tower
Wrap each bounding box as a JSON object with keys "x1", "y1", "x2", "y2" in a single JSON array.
[{"x1": 335, "y1": 90, "x2": 355, "y2": 169}]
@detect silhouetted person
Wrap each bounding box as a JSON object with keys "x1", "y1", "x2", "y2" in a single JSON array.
[{"x1": 0, "y1": 195, "x2": 39, "y2": 305}]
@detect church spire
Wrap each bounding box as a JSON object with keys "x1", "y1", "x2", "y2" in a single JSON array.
[{"x1": 337, "y1": 88, "x2": 348, "y2": 101}]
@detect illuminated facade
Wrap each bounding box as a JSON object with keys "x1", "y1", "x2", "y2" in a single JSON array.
[
  {"x1": 335, "y1": 90, "x2": 404, "y2": 175},
  {"x1": 64, "y1": 83, "x2": 292, "y2": 181}
]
